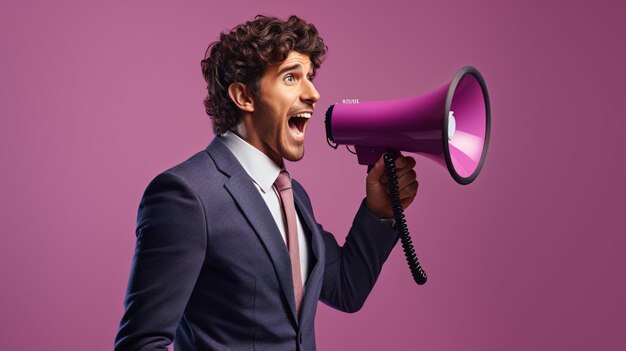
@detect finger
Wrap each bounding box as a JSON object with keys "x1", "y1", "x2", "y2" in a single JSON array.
[
  {"x1": 366, "y1": 154, "x2": 386, "y2": 184},
  {"x1": 400, "y1": 195, "x2": 417, "y2": 210},
  {"x1": 395, "y1": 156, "x2": 416, "y2": 171},
  {"x1": 395, "y1": 169, "x2": 417, "y2": 190},
  {"x1": 398, "y1": 181, "x2": 419, "y2": 200},
  {"x1": 381, "y1": 156, "x2": 416, "y2": 184}
]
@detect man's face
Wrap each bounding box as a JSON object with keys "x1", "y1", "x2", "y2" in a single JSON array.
[{"x1": 246, "y1": 51, "x2": 320, "y2": 165}]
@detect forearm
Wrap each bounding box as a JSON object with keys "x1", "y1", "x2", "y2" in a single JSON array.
[{"x1": 319, "y1": 199, "x2": 399, "y2": 312}]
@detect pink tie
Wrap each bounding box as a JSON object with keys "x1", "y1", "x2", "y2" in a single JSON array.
[{"x1": 274, "y1": 171, "x2": 303, "y2": 314}]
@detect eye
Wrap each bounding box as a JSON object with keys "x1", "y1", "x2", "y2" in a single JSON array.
[
  {"x1": 307, "y1": 74, "x2": 315, "y2": 82},
  {"x1": 284, "y1": 74, "x2": 296, "y2": 84}
]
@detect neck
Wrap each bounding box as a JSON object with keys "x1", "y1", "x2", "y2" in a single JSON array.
[{"x1": 231, "y1": 121, "x2": 283, "y2": 167}]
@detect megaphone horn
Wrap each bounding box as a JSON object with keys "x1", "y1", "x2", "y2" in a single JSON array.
[{"x1": 325, "y1": 66, "x2": 491, "y2": 185}]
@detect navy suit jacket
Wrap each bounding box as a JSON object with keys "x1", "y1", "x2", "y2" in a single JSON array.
[{"x1": 115, "y1": 137, "x2": 399, "y2": 351}]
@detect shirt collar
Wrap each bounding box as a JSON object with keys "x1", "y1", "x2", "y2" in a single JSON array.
[{"x1": 219, "y1": 130, "x2": 282, "y2": 193}]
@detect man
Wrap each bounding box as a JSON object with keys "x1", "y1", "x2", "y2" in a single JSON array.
[{"x1": 115, "y1": 15, "x2": 418, "y2": 351}]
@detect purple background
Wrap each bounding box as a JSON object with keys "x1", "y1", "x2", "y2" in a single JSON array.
[{"x1": 1, "y1": 0, "x2": 625, "y2": 350}]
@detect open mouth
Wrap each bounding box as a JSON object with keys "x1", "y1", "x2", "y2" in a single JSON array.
[{"x1": 288, "y1": 112, "x2": 312, "y2": 139}]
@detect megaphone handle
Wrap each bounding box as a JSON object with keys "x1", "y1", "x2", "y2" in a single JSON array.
[{"x1": 383, "y1": 153, "x2": 428, "y2": 285}]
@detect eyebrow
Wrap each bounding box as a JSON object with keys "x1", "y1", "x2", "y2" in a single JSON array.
[
  {"x1": 276, "y1": 63, "x2": 313, "y2": 77},
  {"x1": 277, "y1": 64, "x2": 301, "y2": 76}
]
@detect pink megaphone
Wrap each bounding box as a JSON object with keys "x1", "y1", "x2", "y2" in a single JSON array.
[{"x1": 325, "y1": 66, "x2": 491, "y2": 185}]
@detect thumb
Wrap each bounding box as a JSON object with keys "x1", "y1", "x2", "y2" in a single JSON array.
[{"x1": 366, "y1": 154, "x2": 386, "y2": 184}]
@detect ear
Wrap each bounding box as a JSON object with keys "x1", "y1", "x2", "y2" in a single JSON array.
[{"x1": 227, "y1": 82, "x2": 254, "y2": 113}]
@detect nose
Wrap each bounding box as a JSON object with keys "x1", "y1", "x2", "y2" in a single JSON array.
[{"x1": 301, "y1": 79, "x2": 320, "y2": 105}]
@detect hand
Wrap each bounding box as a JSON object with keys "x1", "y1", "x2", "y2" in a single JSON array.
[{"x1": 365, "y1": 154, "x2": 418, "y2": 219}]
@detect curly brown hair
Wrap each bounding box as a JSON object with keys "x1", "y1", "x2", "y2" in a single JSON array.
[{"x1": 201, "y1": 15, "x2": 327, "y2": 135}]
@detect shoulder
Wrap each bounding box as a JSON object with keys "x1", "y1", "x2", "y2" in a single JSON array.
[
  {"x1": 146, "y1": 148, "x2": 223, "y2": 192},
  {"x1": 138, "y1": 147, "x2": 224, "y2": 216},
  {"x1": 165, "y1": 149, "x2": 220, "y2": 184}
]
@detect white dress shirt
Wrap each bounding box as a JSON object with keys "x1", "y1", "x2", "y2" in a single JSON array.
[{"x1": 219, "y1": 131, "x2": 310, "y2": 287}]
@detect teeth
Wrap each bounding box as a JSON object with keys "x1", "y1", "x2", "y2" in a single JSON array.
[{"x1": 292, "y1": 112, "x2": 312, "y2": 119}]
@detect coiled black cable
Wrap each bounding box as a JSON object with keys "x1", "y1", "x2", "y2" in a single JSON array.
[{"x1": 383, "y1": 153, "x2": 427, "y2": 285}]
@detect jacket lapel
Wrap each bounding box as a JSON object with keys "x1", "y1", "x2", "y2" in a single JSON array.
[
  {"x1": 293, "y1": 188, "x2": 325, "y2": 326},
  {"x1": 206, "y1": 138, "x2": 299, "y2": 325}
]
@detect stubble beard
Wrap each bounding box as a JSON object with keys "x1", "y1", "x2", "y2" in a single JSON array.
[{"x1": 278, "y1": 132, "x2": 305, "y2": 162}]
